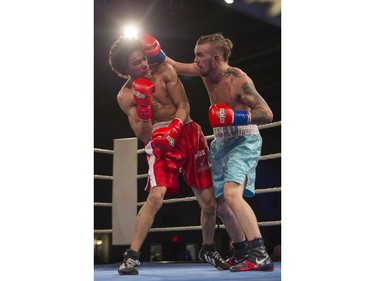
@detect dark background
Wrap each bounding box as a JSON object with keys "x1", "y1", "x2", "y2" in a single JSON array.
[{"x1": 94, "y1": 0, "x2": 281, "y2": 264}]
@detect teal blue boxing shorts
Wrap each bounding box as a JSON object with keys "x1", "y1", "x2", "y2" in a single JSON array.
[{"x1": 208, "y1": 124, "x2": 262, "y2": 198}]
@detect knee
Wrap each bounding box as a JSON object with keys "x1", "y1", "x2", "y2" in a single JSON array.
[
  {"x1": 217, "y1": 201, "x2": 234, "y2": 221},
  {"x1": 201, "y1": 198, "x2": 217, "y2": 216},
  {"x1": 223, "y1": 185, "x2": 242, "y2": 207},
  {"x1": 147, "y1": 193, "x2": 164, "y2": 212}
]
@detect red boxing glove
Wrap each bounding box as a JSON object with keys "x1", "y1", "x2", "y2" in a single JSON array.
[
  {"x1": 133, "y1": 78, "x2": 155, "y2": 121},
  {"x1": 139, "y1": 34, "x2": 166, "y2": 64},
  {"x1": 151, "y1": 118, "x2": 183, "y2": 153},
  {"x1": 208, "y1": 104, "x2": 251, "y2": 127}
]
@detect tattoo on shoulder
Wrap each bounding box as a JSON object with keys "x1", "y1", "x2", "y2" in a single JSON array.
[
  {"x1": 225, "y1": 67, "x2": 241, "y2": 77},
  {"x1": 241, "y1": 81, "x2": 252, "y2": 94}
]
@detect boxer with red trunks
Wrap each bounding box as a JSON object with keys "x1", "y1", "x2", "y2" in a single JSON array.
[
  {"x1": 108, "y1": 34, "x2": 230, "y2": 275},
  {"x1": 145, "y1": 118, "x2": 212, "y2": 195}
]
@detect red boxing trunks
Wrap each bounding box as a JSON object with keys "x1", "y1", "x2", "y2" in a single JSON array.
[{"x1": 144, "y1": 119, "x2": 212, "y2": 195}]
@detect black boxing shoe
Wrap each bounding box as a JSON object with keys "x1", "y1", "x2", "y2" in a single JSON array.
[
  {"x1": 226, "y1": 240, "x2": 251, "y2": 266},
  {"x1": 198, "y1": 243, "x2": 231, "y2": 270},
  {"x1": 118, "y1": 249, "x2": 141, "y2": 275},
  {"x1": 230, "y1": 238, "x2": 274, "y2": 272}
]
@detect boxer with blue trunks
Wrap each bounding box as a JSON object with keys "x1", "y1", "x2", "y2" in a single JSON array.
[
  {"x1": 209, "y1": 124, "x2": 262, "y2": 198},
  {"x1": 164, "y1": 32, "x2": 275, "y2": 272}
]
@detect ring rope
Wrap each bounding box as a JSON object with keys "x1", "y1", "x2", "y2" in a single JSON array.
[
  {"x1": 94, "y1": 148, "x2": 114, "y2": 155},
  {"x1": 149, "y1": 221, "x2": 282, "y2": 232},
  {"x1": 136, "y1": 187, "x2": 282, "y2": 207},
  {"x1": 136, "y1": 121, "x2": 281, "y2": 155},
  {"x1": 94, "y1": 121, "x2": 281, "y2": 235},
  {"x1": 94, "y1": 175, "x2": 114, "y2": 180},
  {"x1": 259, "y1": 152, "x2": 281, "y2": 161},
  {"x1": 205, "y1": 121, "x2": 281, "y2": 141},
  {"x1": 94, "y1": 152, "x2": 281, "y2": 181},
  {"x1": 94, "y1": 121, "x2": 281, "y2": 155},
  {"x1": 94, "y1": 202, "x2": 113, "y2": 207},
  {"x1": 94, "y1": 187, "x2": 281, "y2": 208},
  {"x1": 94, "y1": 220, "x2": 281, "y2": 234}
]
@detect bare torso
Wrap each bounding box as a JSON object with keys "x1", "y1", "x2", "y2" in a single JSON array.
[
  {"x1": 202, "y1": 67, "x2": 250, "y2": 111},
  {"x1": 119, "y1": 63, "x2": 182, "y2": 125},
  {"x1": 117, "y1": 61, "x2": 190, "y2": 142}
]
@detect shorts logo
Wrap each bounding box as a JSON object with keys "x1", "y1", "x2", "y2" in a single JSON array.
[
  {"x1": 196, "y1": 150, "x2": 209, "y2": 172},
  {"x1": 195, "y1": 149, "x2": 206, "y2": 159}
]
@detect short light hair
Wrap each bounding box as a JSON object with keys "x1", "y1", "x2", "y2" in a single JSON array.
[{"x1": 196, "y1": 33, "x2": 233, "y2": 62}]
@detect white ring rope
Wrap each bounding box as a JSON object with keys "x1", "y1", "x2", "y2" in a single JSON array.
[
  {"x1": 130, "y1": 153, "x2": 281, "y2": 181},
  {"x1": 94, "y1": 153, "x2": 281, "y2": 181},
  {"x1": 259, "y1": 152, "x2": 281, "y2": 161},
  {"x1": 136, "y1": 187, "x2": 281, "y2": 207},
  {"x1": 94, "y1": 148, "x2": 114, "y2": 155},
  {"x1": 94, "y1": 121, "x2": 281, "y2": 234},
  {"x1": 205, "y1": 121, "x2": 281, "y2": 141},
  {"x1": 94, "y1": 187, "x2": 281, "y2": 208},
  {"x1": 94, "y1": 202, "x2": 113, "y2": 207},
  {"x1": 94, "y1": 221, "x2": 282, "y2": 234},
  {"x1": 94, "y1": 175, "x2": 114, "y2": 180},
  {"x1": 94, "y1": 121, "x2": 281, "y2": 156}
]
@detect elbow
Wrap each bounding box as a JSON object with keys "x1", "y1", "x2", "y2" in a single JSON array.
[
  {"x1": 250, "y1": 108, "x2": 273, "y2": 124},
  {"x1": 139, "y1": 135, "x2": 151, "y2": 143},
  {"x1": 141, "y1": 128, "x2": 152, "y2": 142},
  {"x1": 137, "y1": 127, "x2": 152, "y2": 143},
  {"x1": 267, "y1": 110, "x2": 274, "y2": 123},
  {"x1": 177, "y1": 102, "x2": 190, "y2": 121},
  {"x1": 139, "y1": 134, "x2": 148, "y2": 143}
]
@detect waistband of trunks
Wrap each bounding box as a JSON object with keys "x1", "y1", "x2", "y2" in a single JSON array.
[
  {"x1": 213, "y1": 124, "x2": 259, "y2": 140},
  {"x1": 152, "y1": 116, "x2": 193, "y2": 131}
]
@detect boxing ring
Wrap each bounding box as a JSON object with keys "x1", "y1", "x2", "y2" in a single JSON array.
[
  {"x1": 94, "y1": 121, "x2": 281, "y2": 280},
  {"x1": 94, "y1": 262, "x2": 281, "y2": 281}
]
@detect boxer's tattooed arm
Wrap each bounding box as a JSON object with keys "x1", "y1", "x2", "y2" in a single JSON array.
[
  {"x1": 241, "y1": 81, "x2": 270, "y2": 122},
  {"x1": 241, "y1": 81, "x2": 264, "y2": 104}
]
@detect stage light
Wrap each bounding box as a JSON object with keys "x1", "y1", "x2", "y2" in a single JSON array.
[
  {"x1": 94, "y1": 238, "x2": 103, "y2": 246},
  {"x1": 123, "y1": 24, "x2": 139, "y2": 39},
  {"x1": 224, "y1": 0, "x2": 234, "y2": 4}
]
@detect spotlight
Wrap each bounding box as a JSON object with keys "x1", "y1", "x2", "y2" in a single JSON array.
[
  {"x1": 94, "y1": 238, "x2": 103, "y2": 246},
  {"x1": 123, "y1": 24, "x2": 139, "y2": 39}
]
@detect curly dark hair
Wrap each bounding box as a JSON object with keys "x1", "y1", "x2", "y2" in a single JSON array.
[{"x1": 108, "y1": 36, "x2": 142, "y2": 79}]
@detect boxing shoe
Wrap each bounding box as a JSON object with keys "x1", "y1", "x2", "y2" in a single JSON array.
[
  {"x1": 118, "y1": 249, "x2": 141, "y2": 275},
  {"x1": 230, "y1": 238, "x2": 274, "y2": 272},
  {"x1": 198, "y1": 243, "x2": 231, "y2": 270},
  {"x1": 226, "y1": 240, "x2": 251, "y2": 266}
]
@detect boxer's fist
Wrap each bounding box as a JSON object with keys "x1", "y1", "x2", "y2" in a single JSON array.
[
  {"x1": 151, "y1": 118, "x2": 183, "y2": 153},
  {"x1": 139, "y1": 34, "x2": 166, "y2": 64},
  {"x1": 209, "y1": 104, "x2": 251, "y2": 127},
  {"x1": 133, "y1": 78, "x2": 155, "y2": 121}
]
